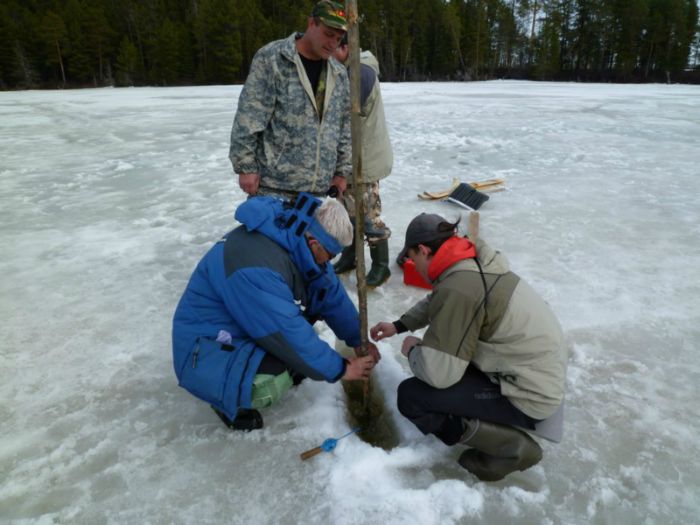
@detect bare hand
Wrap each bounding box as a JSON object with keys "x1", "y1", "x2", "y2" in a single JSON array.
[
  {"x1": 342, "y1": 355, "x2": 376, "y2": 381},
  {"x1": 355, "y1": 342, "x2": 381, "y2": 363},
  {"x1": 239, "y1": 173, "x2": 260, "y2": 195},
  {"x1": 331, "y1": 175, "x2": 347, "y2": 195},
  {"x1": 401, "y1": 336, "x2": 422, "y2": 357},
  {"x1": 370, "y1": 322, "x2": 396, "y2": 341}
]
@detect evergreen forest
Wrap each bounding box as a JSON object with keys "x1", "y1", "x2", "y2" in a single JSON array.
[{"x1": 1, "y1": 0, "x2": 698, "y2": 89}]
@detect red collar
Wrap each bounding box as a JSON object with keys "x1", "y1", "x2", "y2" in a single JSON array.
[{"x1": 427, "y1": 236, "x2": 477, "y2": 281}]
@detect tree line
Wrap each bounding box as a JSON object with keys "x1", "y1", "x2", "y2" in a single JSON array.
[{"x1": 1, "y1": 0, "x2": 698, "y2": 89}]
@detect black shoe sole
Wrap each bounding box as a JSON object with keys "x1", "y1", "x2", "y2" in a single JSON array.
[{"x1": 212, "y1": 406, "x2": 263, "y2": 431}]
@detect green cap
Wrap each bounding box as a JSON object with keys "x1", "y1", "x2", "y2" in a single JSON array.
[{"x1": 311, "y1": 1, "x2": 348, "y2": 31}]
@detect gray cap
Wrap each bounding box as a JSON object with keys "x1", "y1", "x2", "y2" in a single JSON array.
[{"x1": 397, "y1": 213, "x2": 456, "y2": 264}]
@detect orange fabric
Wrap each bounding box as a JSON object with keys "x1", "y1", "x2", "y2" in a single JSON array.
[
  {"x1": 403, "y1": 259, "x2": 432, "y2": 289},
  {"x1": 427, "y1": 236, "x2": 477, "y2": 281}
]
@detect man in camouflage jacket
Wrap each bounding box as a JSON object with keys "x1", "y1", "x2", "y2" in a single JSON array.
[
  {"x1": 229, "y1": 1, "x2": 351, "y2": 200},
  {"x1": 371, "y1": 213, "x2": 567, "y2": 482}
]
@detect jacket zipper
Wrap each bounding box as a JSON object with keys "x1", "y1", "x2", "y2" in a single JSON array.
[
  {"x1": 312, "y1": 121, "x2": 322, "y2": 192},
  {"x1": 192, "y1": 343, "x2": 200, "y2": 368}
]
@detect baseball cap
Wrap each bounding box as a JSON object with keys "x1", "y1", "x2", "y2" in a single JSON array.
[
  {"x1": 311, "y1": 1, "x2": 348, "y2": 31},
  {"x1": 397, "y1": 213, "x2": 457, "y2": 264}
]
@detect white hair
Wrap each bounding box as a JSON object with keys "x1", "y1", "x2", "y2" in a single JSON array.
[{"x1": 314, "y1": 197, "x2": 354, "y2": 247}]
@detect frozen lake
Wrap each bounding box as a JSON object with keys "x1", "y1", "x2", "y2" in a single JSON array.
[{"x1": 1, "y1": 80, "x2": 699, "y2": 524}]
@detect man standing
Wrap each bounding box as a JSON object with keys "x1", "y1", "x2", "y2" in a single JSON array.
[
  {"x1": 332, "y1": 37, "x2": 393, "y2": 287},
  {"x1": 230, "y1": 1, "x2": 351, "y2": 201},
  {"x1": 173, "y1": 194, "x2": 379, "y2": 430},
  {"x1": 370, "y1": 213, "x2": 567, "y2": 481}
]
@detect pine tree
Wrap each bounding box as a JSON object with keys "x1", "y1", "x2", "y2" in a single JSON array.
[
  {"x1": 641, "y1": 0, "x2": 698, "y2": 79},
  {"x1": 444, "y1": 0, "x2": 467, "y2": 77},
  {"x1": 0, "y1": 4, "x2": 20, "y2": 88},
  {"x1": 61, "y1": 0, "x2": 93, "y2": 84},
  {"x1": 534, "y1": 7, "x2": 561, "y2": 79},
  {"x1": 82, "y1": 1, "x2": 116, "y2": 85},
  {"x1": 151, "y1": 18, "x2": 182, "y2": 85},
  {"x1": 235, "y1": 0, "x2": 271, "y2": 75},
  {"x1": 194, "y1": 0, "x2": 244, "y2": 83},
  {"x1": 40, "y1": 11, "x2": 68, "y2": 86},
  {"x1": 492, "y1": 0, "x2": 519, "y2": 72},
  {"x1": 611, "y1": 0, "x2": 648, "y2": 79},
  {"x1": 115, "y1": 36, "x2": 139, "y2": 86}
]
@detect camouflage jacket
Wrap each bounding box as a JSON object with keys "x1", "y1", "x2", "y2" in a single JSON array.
[{"x1": 229, "y1": 33, "x2": 352, "y2": 195}]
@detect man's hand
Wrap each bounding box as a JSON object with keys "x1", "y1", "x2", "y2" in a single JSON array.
[
  {"x1": 370, "y1": 322, "x2": 396, "y2": 341},
  {"x1": 354, "y1": 342, "x2": 381, "y2": 363},
  {"x1": 239, "y1": 173, "x2": 260, "y2": 195},
  {"x1": 342, "y1": 355, "x2": 376, "y2": 381},
  {"x1": 330, "y1": 175, "x2": 347, "y2": 195},
  {"x1": 401, "y1": 335, "x2": 422, "y2": 357}
]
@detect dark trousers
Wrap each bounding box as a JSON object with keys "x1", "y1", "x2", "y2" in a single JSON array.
[{"x1": 397, "y1": 365, "x2": 539, "y2": 446}]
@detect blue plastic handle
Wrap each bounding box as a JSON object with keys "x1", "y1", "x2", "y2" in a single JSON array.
[
  {"x1": 321, "y1": 438, "x2": 337, "y2": 452},
  {"x1": 320, "y1": 427, "x2": 360, "y2": 453}
]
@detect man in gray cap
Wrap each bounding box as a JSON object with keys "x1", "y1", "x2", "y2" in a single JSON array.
[
  {"x1": 370, "y1": 213, "x2": 567, "y2": 481},
  {"x1": 332, "y1": 34, "x2": 393, "y2": 288},
  {"x1": 230, "y1": 1, "x2": 351, "y2": 201}
]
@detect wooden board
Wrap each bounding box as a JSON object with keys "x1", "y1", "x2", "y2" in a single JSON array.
[{"x1": 418, "y1": 178, "x2": 505, "y2": 200}]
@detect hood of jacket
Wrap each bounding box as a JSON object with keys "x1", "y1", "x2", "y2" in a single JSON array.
[
  {"x1": 430, "y1": 236, "x2": 511, "y2": 283},
  {"x1": 234, "y1": 195, "x2": 341, "y2": 285},
  {"x1": 427, "y1": 236, "x2": 476, "y2": 281},
  {"x1": 235, "y1": 196, "x2": 305, "y2": 253},
  {"x1": 360, "y1": 50, "x2": 380, "y2": 76}
]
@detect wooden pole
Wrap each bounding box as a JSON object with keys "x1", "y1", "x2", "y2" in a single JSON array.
[
  {"x1": 346, "y1": 0, "x2": 368, "y2": 358},
  {"x1": 344, "y1": 0, "x2": 373, "y2": 413},
  {"x1": 468, "y1": 211, "x2": 480, "y2": 242},
  {"x1": 338, "y1": 7, "x2": 399, "y2": 448}
]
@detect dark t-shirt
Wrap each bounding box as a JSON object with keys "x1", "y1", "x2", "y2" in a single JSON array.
[{"x1": 300, "y1": 55, "x2": 324, "y2": 94}]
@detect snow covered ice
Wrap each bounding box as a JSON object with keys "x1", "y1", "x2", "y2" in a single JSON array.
[{"x1": 2, "y1": 80, "x2": 700, "y2": 524}]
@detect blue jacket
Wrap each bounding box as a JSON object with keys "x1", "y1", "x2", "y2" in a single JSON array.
[{"x1": 172, "y1": 195, "x2": 360, "y2": 420}]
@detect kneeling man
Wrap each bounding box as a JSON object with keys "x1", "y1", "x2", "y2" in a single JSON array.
[
  {"x1": 371, "y1": 213, "x2": 566, "y2": 481},
  {"x1": 173, "y1": 194, "x2": 378, "y2": 430}
]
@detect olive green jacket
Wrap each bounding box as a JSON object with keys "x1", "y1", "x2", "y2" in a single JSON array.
[
  {"x1": 399, "y1": 238, "x2": 567, "y2": 420},
  {"x1": 353, "y1": 51, "x2": 392, "y2": 183}
]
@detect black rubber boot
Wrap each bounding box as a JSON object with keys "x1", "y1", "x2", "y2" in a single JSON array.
[
  {"x1": 212, "y1": 406, "x2": 263, "y2": 431},
  {"x1": 333, "y1": 243, "x2": 356, "y2": 274},
  {"x1": 366, "y1": 239, "x2": 391, "y2": 287},
  {"x1": 291, "y1": 372, "x2": 306, "y2": 386},
  {"x1": 458, "y1": 419, "x2": 543, "y2": 481}
]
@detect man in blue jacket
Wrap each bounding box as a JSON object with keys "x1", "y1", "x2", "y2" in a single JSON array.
[{"x1": 172, "y1": 194, "x2": 379, "y2": 430}]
